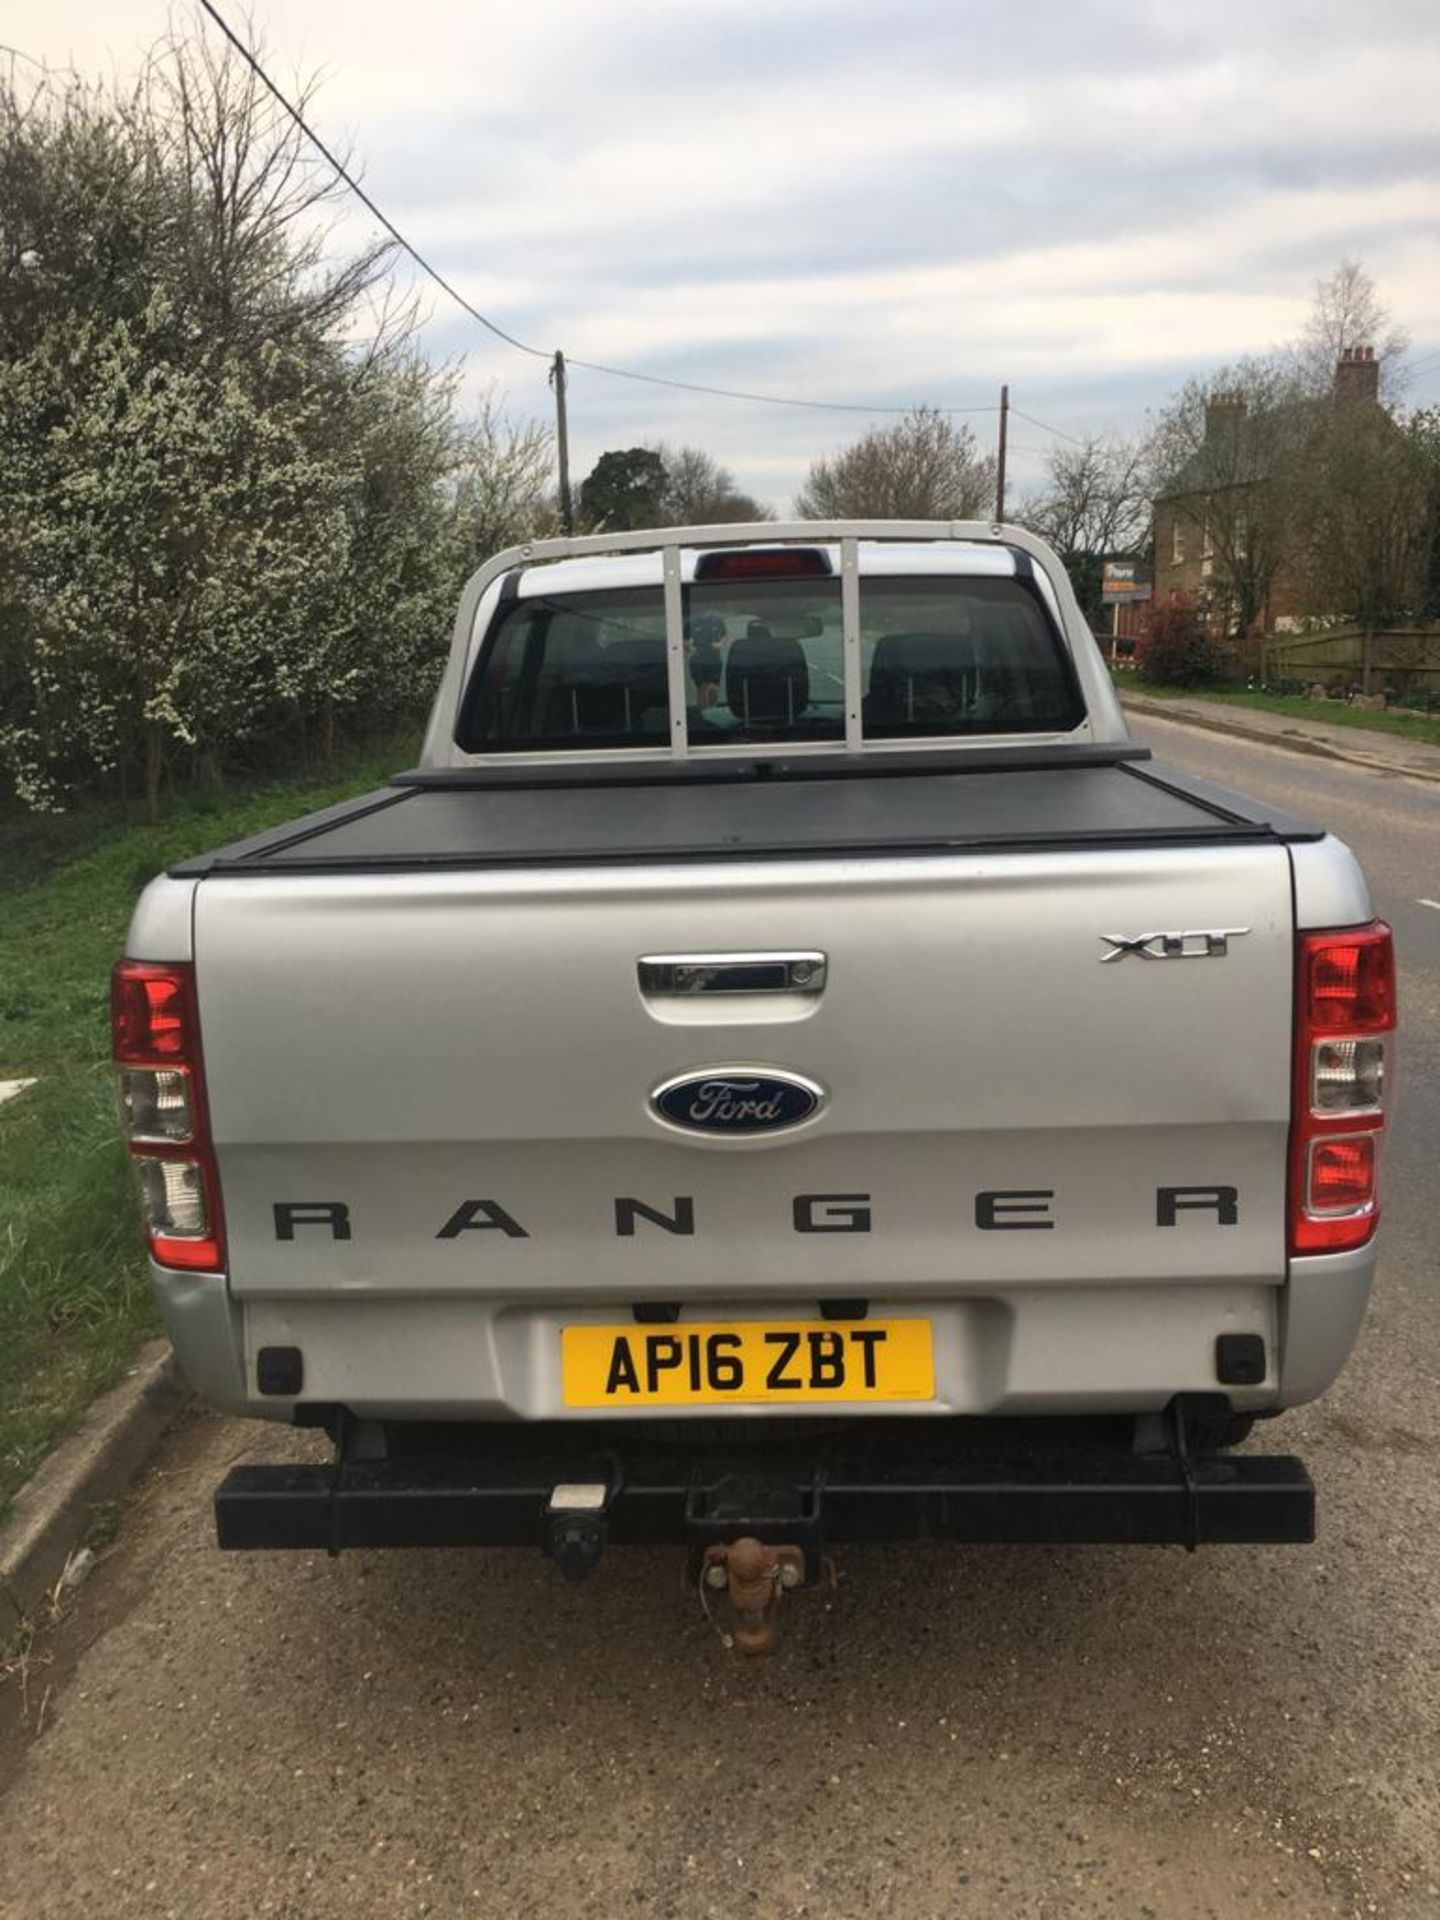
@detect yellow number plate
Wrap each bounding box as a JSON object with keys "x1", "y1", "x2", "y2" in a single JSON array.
[{"x1": 561, "y1": 1319, "x2": 934, "y2": 1408}]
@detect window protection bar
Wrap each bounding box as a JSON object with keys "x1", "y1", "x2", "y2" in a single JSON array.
[
  {"x1": 661, "y1": 544, "x2": 687, "y2": 761},
  {"x1": 423, "y1": 519, "x2": 1122, "y2": 766},
  {"x1": 840, "y1": 537, "x2": 862, "y2": 751}
]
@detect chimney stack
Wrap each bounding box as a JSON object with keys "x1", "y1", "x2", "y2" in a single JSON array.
[
  {"x1": 1204, "y1": 389, "x2": 1246, "y2": 439},
  {"x1": 1334, "y1": 344, "x2": 1380, "y2": 405}
]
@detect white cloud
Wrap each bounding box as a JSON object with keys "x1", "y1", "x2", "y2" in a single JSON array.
[{"x1": 17, "y1": 0, "x2": 1440, "y2": 508}]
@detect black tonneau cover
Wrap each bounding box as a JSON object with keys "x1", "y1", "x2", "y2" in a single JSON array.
[{"x1": 171, "y1": 748, "x2": 1324, "y2": 877}]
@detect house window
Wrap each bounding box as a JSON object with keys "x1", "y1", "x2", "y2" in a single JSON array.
[
  {"x1": 1171, "y1": 519, "x2": 1186, "y2": 565},
  {"x1": 1202, "y1": 519, "x2": 1215, "y2": 559}
]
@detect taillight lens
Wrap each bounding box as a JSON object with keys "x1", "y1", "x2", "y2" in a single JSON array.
[
  {"x1": 1290, "y1": 923, "x2": 1395, "y2": 1256},
  {"x1": 118, "y1": 1066, "x2": 195, "y2": 1142},
  {"x1": 1303, "y1": 927, "x2": 1394, "y2": 1031},
  {"x1": 693, "y1": 547, "x2": 833, "y2": 581},
  {"x1": 111, "y1": 960, "x2": 225, "y2": 1274},
  {"x1": 132, "y1": 1155, "x2": 223, "y2": 1269},
  {"x1": 112, "y1": 963, "x2": 194, "y2": 1060},
  {"x1": 1306, "y1": 1135, "x2": 1377, "y2": 1213},
  {"x1": 1309, "y1": 1038, "x2": 1384, "y2": 1114}
]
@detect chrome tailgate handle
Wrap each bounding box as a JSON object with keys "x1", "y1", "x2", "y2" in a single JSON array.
[{"x1": 638, "y1": 952, "x2": 827, "y2": 996}]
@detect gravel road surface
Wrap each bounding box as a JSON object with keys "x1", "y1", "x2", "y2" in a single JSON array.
[{"x1": 1, "y1": 716, "x2": 1436, "y2": 1920}]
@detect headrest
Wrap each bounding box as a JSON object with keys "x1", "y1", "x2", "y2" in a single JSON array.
[
  {"x1": 866, "y1": 631, "x2": 976, "y2": 725},
  {"x1": 869, "y1": 631, "x2": 974, "y2": 679},
  {"x1": 543, "y1": 618, "x2": 606, "y2": 676},
  {"x1": 726, "y1": 628, "x2": 809, "y2": 723}
]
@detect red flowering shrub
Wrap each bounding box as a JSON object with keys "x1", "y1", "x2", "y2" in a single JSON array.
[{"x1": 1135, "y1": 594, "x2": 1225, "y2": 687}]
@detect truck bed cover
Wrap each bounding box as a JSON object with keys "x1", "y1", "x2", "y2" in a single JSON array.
[{"x1": 170, "y1": 747, "x2": 1324, "y2": 877}]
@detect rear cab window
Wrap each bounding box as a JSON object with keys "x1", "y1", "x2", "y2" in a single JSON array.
[
  {"x1": 455, "y1": 558, "x2": 1082, "y2": 753},
  {"x1": 457, "y1": 588, "x2": 669, "y2": 751}
]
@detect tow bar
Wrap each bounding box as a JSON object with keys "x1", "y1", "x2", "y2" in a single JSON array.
[
  {"x1": 215, "y1": 1405, "x2": 1315, "y2": 1655},
  {"x1": 700, "y1": 1538, "x2": 807, "y2": 1656}
]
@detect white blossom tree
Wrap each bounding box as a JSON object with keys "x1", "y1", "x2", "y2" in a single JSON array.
[{"x1": 0, "y1": 37, "x2": 554, "y2": 814}]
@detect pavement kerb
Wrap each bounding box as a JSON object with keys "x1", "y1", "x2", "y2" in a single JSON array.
[
  {"x1": 1120, "y1": 692, "x2": 1440, "y2": 785},
  {"x1": 0, "y1": 1341, "x2": 189, "y2": 1638}
]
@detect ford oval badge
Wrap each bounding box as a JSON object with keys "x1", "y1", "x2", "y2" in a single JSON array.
[{"x1": 651, "y1": 1068, "x2": 824, "y2": 1136}]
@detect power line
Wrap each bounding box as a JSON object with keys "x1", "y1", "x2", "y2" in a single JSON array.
[
  {"x1": 194, "y1": 0, "x2": 546, "y2": 360},
  {"x1": 192, "y1": 0, "x2": 1001, "y2": 421},
  {"x1": 1011, "y1": 407, "x2": 1089, "y2": 447},
  {"x1": 564, "y1": 356, "x2": 999, "y2": 417}
]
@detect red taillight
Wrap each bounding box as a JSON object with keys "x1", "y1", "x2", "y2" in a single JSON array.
[
  {"x1": 1302, "y1": 924, "x2": 1394, "y2": 1031},
  {"x1": 694, "y1": 547, "x2": 833, "y2": 581},
  {"x1": 112, "y1": 963, "x2": 194, "y2": 1061},
  {"x1": 1306, "y1": 1135, "x2": 1377, "y2": 1212},
  {"x1": 111, "y1": 960, "x2": 225, "y2": 1274},
  {"x1": 1289, "y1": 922, "x2": 1395, "y2": 1256}
]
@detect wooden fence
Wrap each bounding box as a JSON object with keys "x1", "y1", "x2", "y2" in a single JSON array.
[{"x1": 1259, "y1": 624, "x2": 1440, "y2": 695}]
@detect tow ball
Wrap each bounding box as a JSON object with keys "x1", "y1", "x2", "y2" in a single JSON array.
[{"x1": 700, "y1": 1537, "x2": 807, "y2": 1656}]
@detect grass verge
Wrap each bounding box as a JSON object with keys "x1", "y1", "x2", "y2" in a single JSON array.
[
  {"x1": 1124, "y1": 684, "x2": 1440, "y2": 748},
  {"x1": 0, "y1": 738, "x2": 416, "y2": 1520}
]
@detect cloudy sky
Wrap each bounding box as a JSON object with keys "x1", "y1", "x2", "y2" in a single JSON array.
[{"x1": 20, "y1": 0, "x2": 1440, "y2": 509}]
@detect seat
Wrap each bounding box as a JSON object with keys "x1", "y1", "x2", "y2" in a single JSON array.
[
  {"x1": 726, "y1": 626, "x2": 810, "y2": 727},
  {"x1": 602, "y1": 636, "x2": 670, "y2": 735},
  {"x1": 537, "y1": 621, "x2": 625, "y2": 736},
  {"x1": 539, "y1": 628, "x2": 669, "y2": 737},
  {"x1": 864, "y1": 631, "x2": 977, "y2": 730}
]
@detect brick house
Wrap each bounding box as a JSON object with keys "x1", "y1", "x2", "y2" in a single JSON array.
[{"x1": 1152, "y1": 346, "x2": 1392, "y2": 634}]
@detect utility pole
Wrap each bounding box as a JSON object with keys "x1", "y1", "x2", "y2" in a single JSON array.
[
  {"x1": 994, "y1": 383, "x2": 1009, "y2": 525},
  {"x1": 551, "y1": 350, "x2": 574, "y2": 535}
]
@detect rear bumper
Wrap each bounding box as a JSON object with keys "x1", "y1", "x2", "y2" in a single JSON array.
[
  {"x1": 214, "y1": 1413, "x2": 1315, "y2": 1564},
  {"x1": 154, "y1": 1254, "x2": 1375, "y2": 1423},
  {"x1": 161, "y1": 1275, "x2": 1296, "y2": 1421}
]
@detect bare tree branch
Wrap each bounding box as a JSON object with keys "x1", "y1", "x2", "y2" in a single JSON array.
[{"x1": 794, "y1": 407, "x2": 996, "y2": 519}]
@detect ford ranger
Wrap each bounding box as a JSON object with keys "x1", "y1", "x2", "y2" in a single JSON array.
[{"x1": 112, "y1": 521, "x2": 1396, "y2": 1644}]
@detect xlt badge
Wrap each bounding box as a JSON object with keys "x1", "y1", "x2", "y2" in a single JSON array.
[
  {"x1": 650, "y1": 1068, "x2": 824, "y2": 1137},
  {"x1": 1100, "y1": 927, "x2": 1250, "y2": 962}
]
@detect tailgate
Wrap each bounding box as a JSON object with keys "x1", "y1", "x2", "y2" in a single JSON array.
[{"x1": 195, "y1": 842, "x2": 1294, "y2": 1301}]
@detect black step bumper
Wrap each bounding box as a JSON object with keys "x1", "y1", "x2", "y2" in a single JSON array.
[{"x1": 214, "y1": 1414, "x2": 1315, "y2": 1569}]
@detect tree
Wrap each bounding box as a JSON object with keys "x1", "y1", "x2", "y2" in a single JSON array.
[
  {"x1": 1147, "y1": 356, "x2": 1312, "y2": 636},
  {"x1": 1022, "y1": 434, "x2": 1149, "y2": 558},
  {"x1": 448, "y1": 391, "x2": 556, "y2": 568},
  {"x1": 1294, "y1": 259, "x2": 1408, "y2": 400},
  {"x1": 0, "y1": 298, "x2": 355, "y2": 810},
  {"x1": 0, "y1": 38, "x2": 552, "y2": 813},
  {"x1": 1021, "y1": 433, "x2": 1149, "y2": 623},
  {"x1": 794, "y1": 406, "x2": 996, "y2": 519},
  {"x1": 1411, "y1": 409, "x2": 1440, "y2": 620},
  {"x1": 1297, "y1": 404, "x2": 1438, "y2": 682},
  {"x1": 649, "y1": 443, "x2": 770, "y2": 525},
  {"x1": 577, "y1": 447, "x2": 668, "y2": 530}
]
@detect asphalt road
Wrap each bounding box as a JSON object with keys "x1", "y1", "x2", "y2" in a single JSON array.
[{"x1": 1, "y1": 716, "x2": 1437, "y2": 1920}]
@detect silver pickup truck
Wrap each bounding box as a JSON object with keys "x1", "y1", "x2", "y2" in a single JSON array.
[{"x1": 113, "y1": 521, "x2": 1395, "y2": 1641}]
